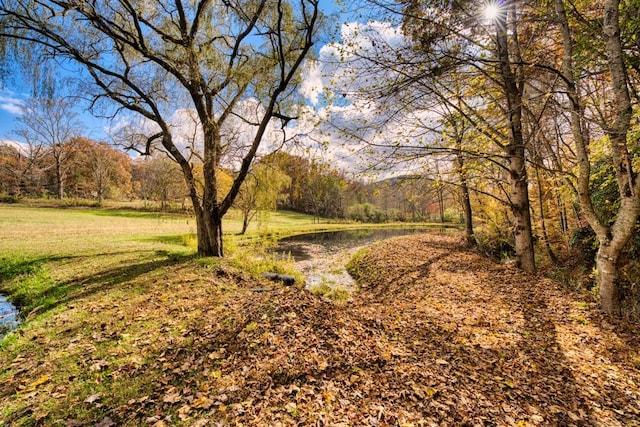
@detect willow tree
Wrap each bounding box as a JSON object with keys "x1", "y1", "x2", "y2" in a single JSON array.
[{"x1": 0, "y1": 0, "x2": 319, "y2": 256}]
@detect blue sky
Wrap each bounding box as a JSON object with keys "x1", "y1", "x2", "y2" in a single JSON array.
[
  {"x1": 0, "y1": 1, "x2": 350, "y2": 145},
  {"x1": 0, "y1": 88, "x2": 27, "y2": 141}
]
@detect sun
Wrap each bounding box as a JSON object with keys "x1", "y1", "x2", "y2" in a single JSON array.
[{"x1": 484, "y1": 3, "x2": 500, "y2": 20}]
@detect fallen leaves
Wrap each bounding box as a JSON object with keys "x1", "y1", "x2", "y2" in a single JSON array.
[
  {"x1": 1, "y1": 234, "x2": 639, "y2": 426},
  {"x1": 21, "y1": 375, "x2": 49, "y2": 393}
]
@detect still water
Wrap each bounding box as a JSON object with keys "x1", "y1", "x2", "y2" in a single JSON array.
[
  {"x1": 273, "y1": 227, "x2": 446, "y2": 289},
  {"x1": 0, "y1": 295, "x2": 20, "y2": 337}
]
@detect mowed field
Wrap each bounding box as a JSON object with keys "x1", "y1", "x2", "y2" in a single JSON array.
[
  {"x1": 0, "y1": 205, "x2": 197, "y2": 257},
  {"x1": 0, "y1": 204, "x2": 332, "y2": 425}
]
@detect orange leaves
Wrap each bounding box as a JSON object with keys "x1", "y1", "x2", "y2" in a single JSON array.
[{"x1": 3, "y1": 234, "x2": 639, "y2": 426}]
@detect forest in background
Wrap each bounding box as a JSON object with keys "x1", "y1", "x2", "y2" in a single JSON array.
[{"x1": 0, "y1": 138, "x2": 456, "y2": 224}]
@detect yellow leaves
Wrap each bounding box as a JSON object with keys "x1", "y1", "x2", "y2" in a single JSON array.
[
  {"x1": 244, "y1": 322, "x2": 258, "y2": 333},
  {"x1": 503, "y1": 379, "x2": 517, "y2": 389},
  {"x1": 317, "y1": 359, "x2": 329, "y2": 371},
  {"x1": 409, "y1": 382, "x2": 437, "y2": 400},
  {"x1": 177, "y1": 404, "x2": 192, "y2": 421},
  {"x1": 285, "y1": 402, "x2": 299, "y2": 417},
  {"x1": 21, "y1": 375, "x2": 50, "y2": 392},
  {"x1": 191, "y1": 395, "x2": 214, "y2": 410}
]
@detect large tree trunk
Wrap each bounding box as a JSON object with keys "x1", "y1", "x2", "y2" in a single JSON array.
[
  {"x1": 495, "y1": 7, "x2": 535, "y2": 273},
  {"x1": 192, "y1": 197, "x2": 224, "y2": 257},
  {"x1": 596, "y1": 245, "x2": 622, "y2": 316},
  {"x1": 509, "y1": 152, "x2": 536, "y2": 273}
]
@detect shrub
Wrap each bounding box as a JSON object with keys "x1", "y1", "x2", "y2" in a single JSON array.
[{"x1": 474, "y1": 226, "x2": 516, "y2": 261}]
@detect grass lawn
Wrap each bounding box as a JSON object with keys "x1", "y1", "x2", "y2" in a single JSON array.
[{"x1": 0, "y1": 204, "x2": 454, "y2": 426}]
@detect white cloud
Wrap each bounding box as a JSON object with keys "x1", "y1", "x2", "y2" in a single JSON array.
[
  {"x1": 299, "y1": 60, "x2": 323, "y2": 106},
  {"x1": 0, "y1": 90, "x2": 25, "y2": 115},
  {"x1": 107, "y1": 99, "x2": 285, "y2": 168},
  {"x1": 0, "y1": 138, "x2": 28, "y2": 154},
  {"x1": 285, "y1": 20, "x2": 448, "y2": 178}
]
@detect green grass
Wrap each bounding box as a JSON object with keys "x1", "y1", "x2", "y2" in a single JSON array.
[
  {"x1": 0, "y1": 204, "x2": 444, "y2": 314},
  {"x1": 308, "y1": 281, "x2": 350, "y2": 302},
  {"x1": 0, "y1": 204, "x2": 357, "y2": 315}
]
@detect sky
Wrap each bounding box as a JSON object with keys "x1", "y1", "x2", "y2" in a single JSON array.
[
  {"x1": 0, "y1": 89, "x2": 26, "y2": 141},
  {"x1": 0, "y1": 1, "x2": 350, "y2": 142},
  {"x1": 0, "y1": 1, "x2": 429, "y2": 176}
]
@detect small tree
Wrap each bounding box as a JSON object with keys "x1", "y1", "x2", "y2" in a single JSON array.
[
  {"x1": 234, "y1": 162, "x2": 291, "y2": 234},
  {"x1": 13, "y1": 98, "x2": 82, "y2": 199}
]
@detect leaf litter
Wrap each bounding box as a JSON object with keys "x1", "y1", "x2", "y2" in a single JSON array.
[{"x1": 0, "y1": 234, "x2": 639, "y2": 426}]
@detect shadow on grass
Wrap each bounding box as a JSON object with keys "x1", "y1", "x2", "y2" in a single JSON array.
[
  {"x1": 90, "y1": 209, "x2": 189, "y2": 220},
  {"x1": 3, "y1": 252, "x2": 196, "y2": 318},
  {"x1": 64, "y1": 254, "x2": 194, "y2": 302},
  {"x1": 0, "y1": 255, "x2": 70, "y2": 283},
  {"x1": 139, "y1": 234, "x2": 194, "y2": 246}
]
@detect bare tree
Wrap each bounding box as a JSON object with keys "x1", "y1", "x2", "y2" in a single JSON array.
[{"x1": 14, "y1": 97, "x2": 82, "y2": 199}]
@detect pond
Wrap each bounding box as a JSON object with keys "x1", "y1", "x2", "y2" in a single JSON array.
[
  {"x1": 0, "y1": 295, "x2": 20, "y2": 337},
  {"x1": 273, "y1": 227, "x2": 452, "y2": 289}
]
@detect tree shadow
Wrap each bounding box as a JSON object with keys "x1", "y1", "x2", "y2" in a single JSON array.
[
  {"x1": 347, "y1": 236, "x2": 599, "y2": 424},
  {"x1": 17, "y1": 252, "x2": 196, "y2": 318}
]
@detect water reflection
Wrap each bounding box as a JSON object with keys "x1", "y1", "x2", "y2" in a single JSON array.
[
  {"x1": 0, "y1": 295, "x2": 20, "y2": 337},
  {"x1": 273, "y1": 227, "x2": 447, "y2": 289}
]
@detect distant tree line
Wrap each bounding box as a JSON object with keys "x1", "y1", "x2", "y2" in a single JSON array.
[
  {"x1": 0, "y1": 137, "x2": 458, "y2": 223},
  {"x1": 263, "y1": 151, "x2": 458, "y2": 223}
]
